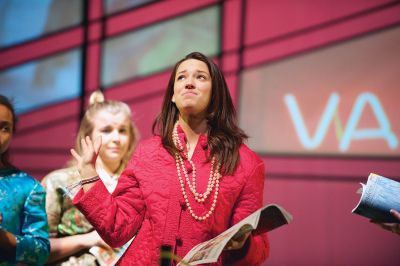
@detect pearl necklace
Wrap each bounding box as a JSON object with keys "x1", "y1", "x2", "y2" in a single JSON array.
[{"x1": 173, "y1": 122, "x2": 221, "y2": 221}]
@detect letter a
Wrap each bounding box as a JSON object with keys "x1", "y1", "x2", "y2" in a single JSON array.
[{"x1": 339, "y1": 92, "x2": 398, "y2": 151}]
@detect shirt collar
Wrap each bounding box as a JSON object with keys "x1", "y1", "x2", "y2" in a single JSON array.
[{"x1": 177, "y1": 124, "x2": 209, "y2": 153}]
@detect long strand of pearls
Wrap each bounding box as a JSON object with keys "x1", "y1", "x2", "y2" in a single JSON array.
[{"x1": 173, "y1": 122, "x2": 221, "y2": 221}]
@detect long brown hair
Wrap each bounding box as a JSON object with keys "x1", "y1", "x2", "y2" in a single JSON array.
[
  {"x1": 72, "y1": 91, "x2": 138, "y2": 171},
  {"x1": 152, "y1": 52, "x2": 247, "y2": 175}
]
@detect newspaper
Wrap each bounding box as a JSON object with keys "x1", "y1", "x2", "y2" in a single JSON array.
[
  {"x1": 89, "y1": 238, "x2": 134, "y2": 266},
  {"x1": 178, "y1": 204, "x2": 293, "y2": 266},
  {"x1": 352, "y1": 173, "x2": 400, "y2": 222}
]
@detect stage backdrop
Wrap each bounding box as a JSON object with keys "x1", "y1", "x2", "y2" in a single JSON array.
[{"x1": 1, "y1": 0, "x2": 399, "y2": 265}]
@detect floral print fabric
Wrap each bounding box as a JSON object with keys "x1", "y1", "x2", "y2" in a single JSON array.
[
  {"x1": 42, "y1": 167, "x2": 97, "y2": 266},
  {"x1": 0, "y1": 167, "x2": 50, "y2": 266}
]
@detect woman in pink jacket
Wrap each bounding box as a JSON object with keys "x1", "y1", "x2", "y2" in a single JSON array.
[{"x1": 71, "y1": 52, "x2": 269, "y2": 265}]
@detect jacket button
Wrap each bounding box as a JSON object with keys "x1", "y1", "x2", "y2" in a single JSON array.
[
  {"x1": 186, "y1": 165, "x2": 193, "y2": 174},
  {"x1": 201, "y1": 142, "x2": 208, "y2": 150},
  {"x1": 179, "y1": 199, "x2": 186, "y2": 210},
  {"x1": 176, "y1": 234, "x2": 183, "y2": 246}
]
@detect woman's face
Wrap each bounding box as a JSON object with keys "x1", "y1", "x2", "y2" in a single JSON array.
[
  {"x1": 0, "y1": 104, "x2": 13, "y2": 156},
  {"x1": 172, "y1": 59, "x2": 212, "y2": 118},
  {"x1": 90, "y1": 109, "x2": 131, "y2": 168}
]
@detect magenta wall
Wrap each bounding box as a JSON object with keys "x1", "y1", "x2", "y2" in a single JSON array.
[{"x1": 2, "y1": 0, "x2": 399, "y2": 265}]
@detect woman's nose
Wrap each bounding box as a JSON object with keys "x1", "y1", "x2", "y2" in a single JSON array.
[
  {"x1": 185, "y1": 83, "x2": 194, "y2": 89},
  {"x1": 184, "y1": 77, "x2": 195, "y2": 89}
]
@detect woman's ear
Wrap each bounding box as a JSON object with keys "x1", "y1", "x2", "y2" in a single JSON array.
[{"x1": 171, "y1": 94, "x2": 176, "y2": 103}]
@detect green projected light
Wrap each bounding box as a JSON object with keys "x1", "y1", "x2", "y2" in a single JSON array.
[{"x1": 101, "y1": 6, "x2": 220, "y2": 88}]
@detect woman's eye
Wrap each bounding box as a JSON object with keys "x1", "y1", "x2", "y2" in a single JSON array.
[
  {"x1": 0, "y1": 125, "x2": 11, "y2": 133},
  {"x1": 119, "y1": 128, "x2": 128, "y2": 134},
  {"x1": 176, "y1": 75, "x2": 185, "y2": 81}
]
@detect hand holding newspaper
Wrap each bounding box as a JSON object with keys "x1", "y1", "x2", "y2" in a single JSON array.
[
  {"x1": 352, "y1": 173, "x2": 400, "y2": 223},
  {"x1": 178, "y1": 204, "x2": 293, "y2": 266}
]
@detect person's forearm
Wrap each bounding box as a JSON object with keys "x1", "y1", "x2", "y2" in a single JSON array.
[
  {"x1": 0, "y1": 228, "x2": 16, "y2": 260},
  {"x1": 47, "y1": 234, "x2": 91, "y2": 263}
]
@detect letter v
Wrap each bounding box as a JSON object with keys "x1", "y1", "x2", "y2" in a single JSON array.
[{"x1": 284, "y1": 93, "x2": 339, "y2": 149}]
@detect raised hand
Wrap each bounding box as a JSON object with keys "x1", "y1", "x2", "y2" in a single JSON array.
[{"x1": 70, "y1": 136, "x2": 102, "y2": 180}]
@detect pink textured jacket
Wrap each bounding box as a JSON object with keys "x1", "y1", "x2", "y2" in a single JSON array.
[{"x1": 73, "y1": 130, "x2": 269, "y2": 265}]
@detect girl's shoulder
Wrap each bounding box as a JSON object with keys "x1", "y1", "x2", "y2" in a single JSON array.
[
  {"x1": 1, "y1": 167, "x2": 44, "y2": 192},
  {"x1": 41, "y1": 166, "x2": 80, "y2": 188}
]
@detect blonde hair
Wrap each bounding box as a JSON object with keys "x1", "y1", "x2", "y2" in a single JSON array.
[{"x1": 71, "y1": 91, "x2": 138, "y2": 171}]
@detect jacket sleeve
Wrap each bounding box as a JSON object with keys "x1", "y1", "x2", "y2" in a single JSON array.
[
  {"x1": 73, "y1": 146, "x2": 146, "y2": 248},
  {"x1": 15, "y1": 182, "x2": 50, "y2": 265},
  {"x1": 224, "y1": 160, "x2": 270, "y2": 266}
]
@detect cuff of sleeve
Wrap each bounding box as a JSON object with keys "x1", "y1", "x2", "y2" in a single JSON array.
[
  {"x1": 15, "y1": 235, "x2": 49, "y2": 265},
  {"x1": 72, "y1": 180, "x2": 110, "y2": 218},
  {"x1": 224, "y1": 233, "x2": 269, "y2": 266}
]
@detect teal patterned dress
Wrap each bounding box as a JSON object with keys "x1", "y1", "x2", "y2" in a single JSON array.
[{"x1": 0, "y1": 167, "x2": 50, "y2": 265}]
